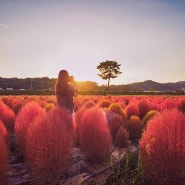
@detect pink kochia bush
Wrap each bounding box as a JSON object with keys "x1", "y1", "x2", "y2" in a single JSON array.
[
  {"x1": 15, "y1": 101, "x2": 45, "y2": 152},
  {"x1": 0, "y1": 120, "x2": 9, "y2": 147},
  {"x1": 79, "y1": 107, "x2": 112, "y2": 162},
  {"x1": 0, "y1": 99, "x2": 15, "y2": 133},
  {"x1": 109, "y1": 103, "x2": 127, "y2": 122},
  {"x1": 114, "y1": 126, "x2": 129, "y2": 148},
  {"x1": 137, "y1": 99, "x2": 152, "y2": 119},
  {"x1": 98, "y1": 99, "x2": 111, "y2": 108},
  {"x1": 140, "y1": 109, "x2": 185, "y2": 185},
  {"x1": 125, "y1": 103, "x2": 139, "y2": 119},
  {"x1": 159, "y1": 99, "x2": 178, "y2": 111},
  {"x1": 127, "y1": 115, "x2": 143, "y2": 139},
  {"x1": 3, "y1": 96, "x2": 24, "y2": 115},
  {"x1": 25, "y1": 107, "x2": 73, "y2": 185},
  {"x1": 74, "y1": 106, "x2": 91, "y2": 146},
  {"x1": 178, "y1": 98, "x2": 185, "y2": 113},
  {"x1": 106, "y1": 111, "x2": 125, "y2": 141},
  {"x1": 0, "y1": 125, "x2": 9, "y2": 185}
]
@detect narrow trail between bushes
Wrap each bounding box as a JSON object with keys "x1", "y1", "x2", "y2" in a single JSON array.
[{"x1": 8, "y1": 135, "x2": 139, "y2": 185}]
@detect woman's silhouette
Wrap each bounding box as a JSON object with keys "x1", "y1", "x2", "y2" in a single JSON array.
[{"x1": 55, "y1": 70, "x2": 77, "y2": 114}]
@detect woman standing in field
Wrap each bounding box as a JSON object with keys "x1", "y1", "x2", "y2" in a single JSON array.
[{"x1": 55, "y1": 70, "x2": 77, "y2": 114}]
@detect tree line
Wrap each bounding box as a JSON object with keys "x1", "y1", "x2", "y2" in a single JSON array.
[
  {"x1": 0, "y1": 77, "x2": 56, "y2": 91},
  {"x1": 0, "y1": 77, "x2": 101, "y2": 91},
  {"x1": 0, "y1": 76, "x2": 132, "y2": 92}
]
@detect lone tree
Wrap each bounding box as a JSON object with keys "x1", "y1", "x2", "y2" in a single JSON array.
[{"x1": 97, "y1": 60, "x2": 122, "y2": 95}]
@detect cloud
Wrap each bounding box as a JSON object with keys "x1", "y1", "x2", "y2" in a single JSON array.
[{"x1": 0, "y1": 24, "x2": 8, "y2": 29}]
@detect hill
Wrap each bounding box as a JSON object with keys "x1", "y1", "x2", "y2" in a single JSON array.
[
  {"x1": 124, "y1": 80, "x2": 185, "y2": 92},
  {"x1": 0, "y1": 77, "x2": 184, "y2": 92}
]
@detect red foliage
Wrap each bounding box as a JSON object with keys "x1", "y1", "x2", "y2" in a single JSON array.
[
  {"x1": 142, "y1": 110, "x2": 158, "y2": 129},
  {"x1": 114, "y1": 126, "x2": 129, "y2": 148},
  {"x1": 15, "y1": 102, "x2": 45, "y2": 152},
  {"x1": 2, "y1": 96, "x2": 24, "y2": 115},
  {"x1": 25, "y1": 107, "x2": 73, "y2": 185},
  {"x1": 118, "y1": 97, "x2": 127, "y2": 109},
  {"x1": 106, "y1": 111, "x2": 126, "y2": 141},
  {"x1": 98, "y1": 99, "x2": 111, "y2": 108},
  {"x1": 109, "y1": 103, "x2": 123, "y2": 115},
  {"x1": 109, "y1": 103, "x2": 127, "y2": 122},
  {"x1": 44, "y1": 103, "x2": 55, "y2": 112},
  {"x1": 74, "y1": 101, "x2": 98, "y2": 146},
  {"x1": 74, "y1": 106, "x2": 87, "y2": 146},
  {"x1": 159, "y1": 98, "x2": 178, "y2": 111},
  {"x1": 73, "y1": 96, "x2": 83, "y2": 112},
  {"x1": 0, "y1": 99, "x2": 15, "y2": 133},
  {"x1": 0, "y1": 130, "x2": 9, "y2": 185},
  {"x1": 125, "y1": 103, "x2": 139, "y2": 119},
  {"x1": 79, "y1": 107, "x2": 112, "y2": 162},
  {"x1": 178, "y1": 98, "x2": 185, "y2": 113},
  {"x1": 151, "y1": 96, "x2": 165, "y2": 110},
  {"x1": 140, "y1": 109, "x2": 185, "y2": 185},
  {"x1": 72, "y1": 118, "x2": 79, "y2": 147},
  {"x1": 24, "y1": 96, "x2": 39, "y2": 104},
  {"x1": 127, "y1": 115, "x2": 143, "y2": 139},
  {"x1": 0, "y1": 120, "x2": 9, "y2": 147},
  {"x1": 83, "y1": 100, "x2": 96, "y2": 109},
  {"x1": 137, "y1": 99, "x2": 152, "y2": 119},
  {"x1": 10, "y1": 97, "x2": 24, "y2": 114}
]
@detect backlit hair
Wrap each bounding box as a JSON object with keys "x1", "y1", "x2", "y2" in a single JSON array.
[{"x1": 55, "y1": 70, "x2": 70, "y2": 96}]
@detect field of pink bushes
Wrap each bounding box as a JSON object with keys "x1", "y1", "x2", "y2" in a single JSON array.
[{"x1": 0, "y1": 95, "x2": 185, "y2": 185}]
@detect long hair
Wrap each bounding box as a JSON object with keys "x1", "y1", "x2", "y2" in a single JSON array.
[{"x1": 55, "y1": 70, "x2": 70, "y2": 96}]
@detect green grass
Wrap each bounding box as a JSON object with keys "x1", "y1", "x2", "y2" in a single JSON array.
[{"x1": 105, "y1": 151, "x2": 151, "y2": 185}]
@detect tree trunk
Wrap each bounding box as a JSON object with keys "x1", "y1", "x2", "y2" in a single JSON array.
[
  {"x1": 107, "y1": 78, "x2": 110, "y2": 89},
  {"x1": 104, "y1": 78, "x2": 110, "y2": 96}
]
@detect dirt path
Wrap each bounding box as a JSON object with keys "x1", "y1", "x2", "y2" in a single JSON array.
[{"x1": 9, "y1": 138, "x2": 139, "y2": 185}]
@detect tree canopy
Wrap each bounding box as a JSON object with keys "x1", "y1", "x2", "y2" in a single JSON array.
[{"x1": 97, "y1": 60, "x2": 122, "y2": 95}]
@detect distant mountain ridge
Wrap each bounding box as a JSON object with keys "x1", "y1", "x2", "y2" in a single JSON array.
[
  {"x1": 0, "y1": 77, "x2": 185, "y2": 92},
  {"x1": 124, "y1": 80, "x2": 185, "y2": 92}
]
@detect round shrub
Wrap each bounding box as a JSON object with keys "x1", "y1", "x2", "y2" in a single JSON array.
[
  {"x1": 25, "y1": 107, "x2": 74, "y2": 185},
  {"x1": 0, "y1": 99, "x2": 15, "y2": 133},
  {"x1": 109, "y1": 103, "x2": 123, "y2": 115},
  {"x1": 140, "y1": 109, "x2": 185, "y2": 185},
  {"x1": 178, "y1": 98, "x2": 185, "y2": 113},
  {"x1": 0, "y1": 131, "x2": 9, "y2": 185},
  {"x1": 106, "y1": 111, "x2": 126, "y2": 141},
  {"x1": 114, "y1": 126, "x2": 129, "y2": 148},
  {"x1": 44, "y1": 103, "x2": 54, "y2": 112},
  {"x1": 24, "y1": 96, "x2": 39, "y2": 104},
  {"x1": 137, "y1": 99, "x2": 152, "y2": 119},
  {"x1": 127, "y1": 115, "x2": 143, "y2": 139},
  {"x1": 142, "y1": 110, "x2": 158, "y2": 129},
  {"x1": 159, "y1": 99, "x2": 178, "y2": 111},
  {"x1": 74, "y1": 106, "x2": 88, "y2": 146},
  {"x1": 73, "y1": 96, "x2": 83, "y2": 112},
  {"x1": 109, "y1": 103, "x2": 127, "y2": 122},
  {"x1": 125, "y1": 103, "x2": 139, "y2": 119},
  {"x1": 2, "y1": 96, "x2": 24, "y2": 115},
  {"x1": 0, "y1": 120, "x2": 9, "y2": 147},
  {"x1": 83, "y1": 100, "x2": 96, "y2": 109},
  {"x1": 98, "y1": 99, "x2": 111, "y2": 108},
  {"x1": 79, "y1": 107, "x2": 112, "y2": 162},
  {"x1": 15, "y1": 102, "x2": 45, "y2": 152}
]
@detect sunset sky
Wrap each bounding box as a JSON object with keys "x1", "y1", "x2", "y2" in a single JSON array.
[{"x1": 0, "y1": 0, "x2": 185, "y2": 85}]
